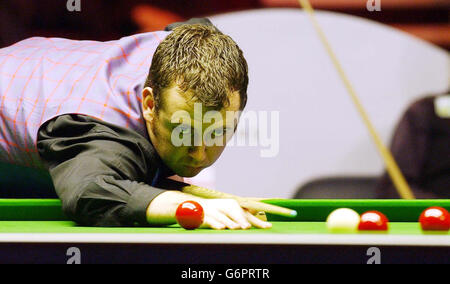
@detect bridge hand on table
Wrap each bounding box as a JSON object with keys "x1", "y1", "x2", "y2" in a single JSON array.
[
  {"x1": 198, "y1": 199, "x2": 272, "y2": 230},
  {"x1": 146, "y1": 191, "x2": 272, "y2": 230}
]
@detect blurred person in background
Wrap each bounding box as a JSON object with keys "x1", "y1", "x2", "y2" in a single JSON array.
[{"x1": 376, "y1": 92, "x2": 450, "y2": 199}]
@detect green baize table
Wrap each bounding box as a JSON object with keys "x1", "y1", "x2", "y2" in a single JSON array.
[{"x1": 0, "y1": 199, "x2": 448, "y2": 263}]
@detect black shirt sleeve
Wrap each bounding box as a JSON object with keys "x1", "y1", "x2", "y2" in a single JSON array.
[{"x1": 36, "y1": 114, "x2": 174, "y2": 227}]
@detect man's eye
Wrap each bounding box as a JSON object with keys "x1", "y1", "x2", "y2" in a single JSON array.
[
  {"x1": 179, "y1": 125, "x2": 192, "y2": 134},
  {"x1": 212, "y1": 129, "x2": 226, "y2": 138}
]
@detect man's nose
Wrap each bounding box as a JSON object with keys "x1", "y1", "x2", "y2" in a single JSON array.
[{"x1": 188, "y1": 145, "x2": 207, "y2": 164}]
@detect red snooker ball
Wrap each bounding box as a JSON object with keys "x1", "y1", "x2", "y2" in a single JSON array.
[
  {"x1": 419, "y1": 207, "x2": 450, "y2": 231},
  {"x1": 358, "y1": 211, "x2": 389, "y2": 231},
  {"x1": 175, "y1": 201, "x2": 204, "y2": 230}
]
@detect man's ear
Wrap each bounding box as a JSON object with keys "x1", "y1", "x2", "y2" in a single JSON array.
[{"x1": 142, "y1": 87, "x2": 155, "y2": 122}]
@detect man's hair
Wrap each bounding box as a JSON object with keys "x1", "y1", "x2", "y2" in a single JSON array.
[{"x1": 145, "y1": 24, "x2": 248, "y2": 111}]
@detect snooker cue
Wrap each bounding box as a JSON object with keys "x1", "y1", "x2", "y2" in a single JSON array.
[
  {"x1": 182, "y1": 185, "x2": 298, "y2": 218},
  {"x1": 297, "y1": 0, "x2": 415, "y2": 200}
]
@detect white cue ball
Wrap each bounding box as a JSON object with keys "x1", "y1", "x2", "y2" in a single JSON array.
[{"x1": 326, "y1": 208, "x2": 361, "y2": 232}]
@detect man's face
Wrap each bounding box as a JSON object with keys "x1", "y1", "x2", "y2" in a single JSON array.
[{"x1": 142, "y1": 84, "x2": 241, "y2": 177}]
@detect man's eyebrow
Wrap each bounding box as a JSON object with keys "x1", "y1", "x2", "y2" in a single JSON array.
[{"x1": 168, "y1": 117, "x2": 237, "y2": 131}]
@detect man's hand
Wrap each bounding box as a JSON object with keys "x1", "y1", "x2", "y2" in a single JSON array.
[
  {"x1": 146, "y1": 191, "x2": 272, "y2": 230},
  {"x1": 198, "y1": 199, "x2": 272, "y2": 230}
]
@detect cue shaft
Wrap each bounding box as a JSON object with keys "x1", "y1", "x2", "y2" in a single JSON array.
[
  {"x1": 297, "y1": 0, "x2": 415, "y2": 200},
  {"x1": 182, "y1": 185, "x2": 297, "y2": 218}
]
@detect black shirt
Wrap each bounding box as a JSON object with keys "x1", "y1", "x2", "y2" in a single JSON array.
[{"x1": 37, "y1": 114, "x2": 175, "y2": 227}]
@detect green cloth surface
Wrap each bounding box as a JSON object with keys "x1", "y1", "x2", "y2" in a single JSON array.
[
  {"x1": 0, "y1": 199, "x2": 448, "y2": 235},
  {"x1": 1, "y1": 199, "x2": 450, "y2": 222},
  {"x1": 265, "y1": 199, "x2": 450, "y2": 222}
]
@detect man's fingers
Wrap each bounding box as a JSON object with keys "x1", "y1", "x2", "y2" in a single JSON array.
[
  {"x1": 255, "y1": 211, "x2": 268, "y2": 222},
  {"x1": 243, "y1": 208, "x2": 268, "y2": 222},
  {"x1": 197, "y1": 199, "x2": 272, "y2": 230},
  {"x1": 201, "y1": 216, "x2": 226, "y2": 230},
  {"x1": 202, "y1": 213, "x2": 241, "y2": 230},
  {"x1": 244, "y1": 208, "x2": 268, "y2": 221},
  {"x1": 201, "y1": 212, "x2": 271, "y2": 230},
  {"x1": 211, "y1": 212, "x2": 242, "y2": 230},
  {"x1": 245, "y1": 208, "x2": 258, "y2": 215},
  {"x1": 220, "y1": 203, "x2": 251, "y2": 229},
  {"x1": 244, "y1": 211, "x2": 272, "y2": 229}
]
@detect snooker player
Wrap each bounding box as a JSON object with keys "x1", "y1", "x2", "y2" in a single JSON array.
[{"x1": 0, "y1": 19, "x2": 272, "y2": 229}]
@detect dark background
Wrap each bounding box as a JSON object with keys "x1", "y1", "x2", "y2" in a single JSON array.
[{"x1": 0, "y1": 0, "x2": 448, "y2": 49}]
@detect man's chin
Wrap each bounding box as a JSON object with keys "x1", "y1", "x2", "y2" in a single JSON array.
[{"x1": 176, "y1": 166, "x2": 204, "y2": 178}]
